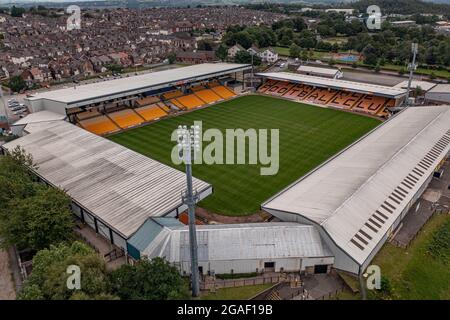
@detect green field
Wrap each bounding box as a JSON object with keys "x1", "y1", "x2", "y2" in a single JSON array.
[{"x1": 109, "y1": 95, "x2": 380, "y2": 216}]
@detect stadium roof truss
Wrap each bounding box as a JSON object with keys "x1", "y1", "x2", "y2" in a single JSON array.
[
  {"x1": 256, "y1": 72, "x2": 407, "y2": 99},
  {"x1": 262, "y1": 106, "x2": 450, "y2": 268},
  {"x1": 2, "y1": 121, "x2": 212, "y2": 239},
  {"x1": 26, "y1": 63, "x2": 251, "y2": 109}
]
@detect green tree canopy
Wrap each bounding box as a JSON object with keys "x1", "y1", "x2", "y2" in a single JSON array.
[
  {"x1": 0, "y1": 146, "x2": 74, "y2": 251},
  {"x1": 234, "y1": 50, "x2": 261, "y2": 65},
  {"x1": 110, "y1": 257, "x2": 189, "y2": 300},
  {"x1": 18, "y1": 241, "x2": 116, "y2": 300},
  {"x1": 8, "y1": 75, "x2": 27, "y2": 93}
]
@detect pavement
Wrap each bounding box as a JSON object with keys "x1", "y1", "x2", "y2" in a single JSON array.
[{"x1": 0, "y1": 248, "x2": 16, "y2": 300}]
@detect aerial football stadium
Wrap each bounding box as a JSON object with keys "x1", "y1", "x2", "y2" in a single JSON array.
[{"x1": 2, "y1": 62, "x2": 450, "y2": 277}]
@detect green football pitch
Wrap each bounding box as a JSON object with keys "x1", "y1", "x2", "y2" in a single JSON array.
[{"x1": 109, "y1": 95, "x2": 380, "y2": 216}]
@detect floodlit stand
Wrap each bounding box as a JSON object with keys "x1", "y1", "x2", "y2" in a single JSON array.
[{"x1": 177, "y1": 125, "x2": 201, "y2": 297}]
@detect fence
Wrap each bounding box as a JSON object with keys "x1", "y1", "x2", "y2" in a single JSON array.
[{"x1": 201, "y1": 275, "x2": 282, "y2": 291}]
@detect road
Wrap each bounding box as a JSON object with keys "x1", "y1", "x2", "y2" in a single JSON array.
[{"x1": 0, "y1": 248, "x2": 16, "y2": 300}]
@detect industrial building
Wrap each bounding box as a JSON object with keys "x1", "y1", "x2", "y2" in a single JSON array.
[
  {"x1": 129, "y1": 220, "x2": 334, "y2": 275},
  {"x1": 262, "y1": 106, "x2": 450, "y2": 274},
  {"x1": 425, "y1": 84, "x2": 450, "y2": 104},
  {"x1": 2, "y1": 120, "x2": 212, "y2": 252}
]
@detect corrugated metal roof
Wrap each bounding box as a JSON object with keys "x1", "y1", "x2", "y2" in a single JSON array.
[
  {"x1": 263, "y1": 106, "x2": 450, "y2": 265},
  {"x1": 12, "y1": 111, "x2": 67, "y2": 126},
  {"x1": 3, "y1": 121, "x2": 211, "y2": 239},
  {"x1": 142, "y1": 222, "x2": 332, "y2": 262},
  {"x1": 26, "y1": 63, "x2": 251, "y2": 106},
  {"x1": 256, "y1": 72, "x2": 407, "y2": 98},
  {"x1": 394, "y1": 80, "x2": 437, "y2": 92},
  {"x1": 297, "y1": 65, "x2": 339, "y2": 76}
]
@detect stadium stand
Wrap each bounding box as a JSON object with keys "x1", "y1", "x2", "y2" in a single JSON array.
[
  {"x1": 136, "y1": 96, "x2": 160, "y2": 107},
  {"x1": 169, "y1": 98, "x2": 186, "y2": 110},
  {"x1": 135, "y1": 104, "x2": 168, "y2": 121},
  {"x1": 157, "y1": 102, "x2": 171, "y2": 113},
  {"x1": 163, "y1": 90, "x2": 184, "y2": 100},
  {"x1": 195, "y1": 89, "x2": 222, "y2": 104},
  {"x1": 76, "y1": 109, "x2": 101, "y2": 121},
  {"x1": 211, "y1": 86, "x2": 236, "y2": 99},
  {"x1": 176, "y1": 94, "x2": 205, "y2": 110},
  {"x1": 257, "y1": 79, "x2": 278, "y2": 93},
  {"x1": 328, "y1": 92, "x2": 363, "y2": 110},
  {"x1": 209, "y1": 81, "x2": 220, "y2": 88},
  {"x1": 191, "y1": 84, "x2": 206, "y2": 92},
  {"x1": 79, "y1": 115, "x2": 120, "y2": 135},
  {"x1": 264, "y1": 81, "x2": 295, "y2": 96},
  {"x1": 352, "y1": 95, "x2": 389, "y2": 115},
  {"x1": 108, "y1": 109, "x2": 145, "y2": 129}
]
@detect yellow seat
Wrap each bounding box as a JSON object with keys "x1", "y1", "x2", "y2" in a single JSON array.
[
  {"x1": 170, "y1": 98, "x2": 186, "y2": 110},
  {"x1": 176, "y1": 94, "x2": 205, "y2": 110},
  {"x1": 211, "y1": 86, "x2": 235, "y2": 99},
  {"x1": 109, "y1": 109, "x2": 144, "y2": 129},
  {"x1": 135, "y1": 104, "x2": 167, "y2": 121},
  {"x1": 79, "y1": 115, "x2": 120, "y2": 135},
  {"x1": 195, "y1": 89, "x2": 222, "y2": 104},
  {"x1": 163, "y1": 90, "x2": 184, "y2": 100}
]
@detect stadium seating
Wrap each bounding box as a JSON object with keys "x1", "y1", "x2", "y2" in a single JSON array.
[
  {"x1": 176, "y1": 94, "x2": 205, "y2": 110},
  {"x1": 353, "y1": 95, "x2": 388, "y2": 115},
  {"x1": 136, "y1": 96, "x2": 160, "y2": 107},
  {"x1": 209, "y1": 81, "x2": 220, "y2": 88},
  {"x1": 135, "y1": 104, "x2": 168, "y2": 121},
  {"x1": 76, "y1": 109, "x2": 101, "y2": 121},
  {"x1": 211, "y1": 85, "x2": 236, "y2": 99},
  {"x1": 264, "y1": 81, "x2": 295, "y2": 96},
  {"x1": 169, "y1": 98, "x2": 186, "y2": 110},
  {"x1": 257, "y1": 79, "x2": 278, "y2": 93},
  {"x1": 163, "y1": 90, "x2": 184, "y2": 100},
  {"x1": 304, "y1": 88, "x2": 339, "y2": 105},
  {"x1": 328, "y1": 92, "x2": 363, "y2": 109},
  {"x1": 109, "y1": 109, "x2": 145, "y2": 129},
  {"x1": 157, "y1": 102, "x2": 171, "y2": 113},
  {"x1": 195, "y1": 89, "x2": 222, "y2": 104},
  {"x1": 191, "y1": 84, "x2": 206, "y2": 92},
  {"x1": 79, "y1": 115, "x2": 120, "y2": 135}
]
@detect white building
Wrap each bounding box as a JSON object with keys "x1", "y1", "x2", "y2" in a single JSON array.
[
  {"x1": 425, "y1": 84, "x2": 450, "y2": 104},
  {"x1": 263, "y1": 106, "x2": 450, "y2": 275},
  {"x1": 260, "y1": 48, "x2": 278, "y2": 64},
  {"x1": 227, "y1": 44, "x2": 245, "y2": 58},
  {"x1": 130, "y1": 220, "x2": 334, "y2": 275}
]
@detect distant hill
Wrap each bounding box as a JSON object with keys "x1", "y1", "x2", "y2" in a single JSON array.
[{"x1": 350, "y1": 0, "x2": 450, "y2": 15}]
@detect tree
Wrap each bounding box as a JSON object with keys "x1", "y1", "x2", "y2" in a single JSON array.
[
  {"x1": 289, "y1": 43, "x2": 301, "y2": 58},
  {"x1": 18, "y1": 242, "x2": 115, "y2": 300},
  {"x1": 0, "y1": 147, "x2": 74, "y2": 251},
  {"x1": 197, "y1": 40, "x2": 214, "y2": 51},
  {"x1": 10, "y1": 6, "x2": 25, "y2": 17},
  {"x1": 110, "y1": 257, "x2": 189, "y2": 300},
  {"x1": 167, "y1": 52, "x2": 177, "y2": 64},
  {"x1": 106, "y1": 64, "x2": 123, "y2": 73},
  {"x1": 362, "y1": 44, "x2": 378, "y2": 66},
  {"x1": 8, "y1": 75, "x2": 27, "y2": 93},
  {"x1": 234, "y1": 50, "x2": 261, "y2": 66},
  {"x1": 215, "y1": 44, "x2": 228, "y2": 61}
]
